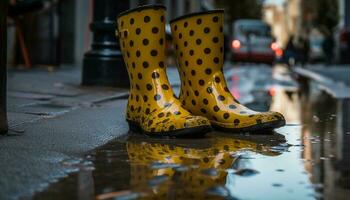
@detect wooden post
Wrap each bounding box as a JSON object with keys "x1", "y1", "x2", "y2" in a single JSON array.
[{"x1": 0, "y1": 0, "x2": 8, "y2": 134}]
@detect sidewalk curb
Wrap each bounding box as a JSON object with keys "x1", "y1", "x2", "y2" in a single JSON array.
[{"x1": 294, "y1": 67, "x2": 350, "y2": 99}]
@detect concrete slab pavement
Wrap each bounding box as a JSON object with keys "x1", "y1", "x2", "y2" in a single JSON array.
[{"x1": 1, "y1": 67, "x2": 129, "y2": 199}]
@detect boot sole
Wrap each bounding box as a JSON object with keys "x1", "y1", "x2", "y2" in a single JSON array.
[
  {"x1": 212, "y1": 119, "x2": 286, "y2": 134},
  {"x1": 127, "y1": 120, "x2": 212, "y2": 138}
]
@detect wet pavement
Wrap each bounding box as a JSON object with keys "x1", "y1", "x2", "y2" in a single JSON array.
[
  {"x1": 31, "y1": 64, "x2": 350, "y2": 199},
  {"x1": 1, "y1": 68, "x2": 129, "y2": 199},
  {"x1": 3, "y1": 64, "x2": 349, "y2": 199},
  {"x1": 294, "y1": 65, "x2": 350, "y2": 99}
]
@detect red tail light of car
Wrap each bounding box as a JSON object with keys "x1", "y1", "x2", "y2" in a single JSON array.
[
  {"x1": 275, "y1": 48, "x2": 283, "y2": 57},
  {"x1": 270, "y1": 42, "x2": 279, "y2": 51},
  {"x1": 270, "y1": 42, "x2": 283, "y2": 57},
  {"x1": 269, "y1": 87, "x2": 276, "y2": 96},
  {"x1": 232, "y1": 40, "x2": 241, "y2": 49}
]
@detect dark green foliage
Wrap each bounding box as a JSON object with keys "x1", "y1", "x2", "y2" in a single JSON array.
[
  {"x1": 304, "y1": 0, "x2": 339, "y2": 34},
  {"x1": 215, "y1": 0, "x2": 263, "y2": 22},
  {"x1": 315, "y1": 0, "x2": 339, "y2": 33}
]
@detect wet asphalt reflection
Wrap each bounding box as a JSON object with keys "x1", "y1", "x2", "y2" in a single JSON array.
[{"x1": 34, "y1": 64, "x2": 350, "y2": 200}]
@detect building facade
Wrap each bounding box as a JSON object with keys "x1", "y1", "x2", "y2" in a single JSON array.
[
  {"x1": 263, "y1": 0, "x2": 303, "y2": 47},
  {"x1": 338, "y1": 0, "x2": 350, "y2": 28}
]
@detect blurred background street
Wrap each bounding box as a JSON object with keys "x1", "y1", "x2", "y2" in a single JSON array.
[{"x1": 1, "y1": 0, "x2": 350, "y2": 199}]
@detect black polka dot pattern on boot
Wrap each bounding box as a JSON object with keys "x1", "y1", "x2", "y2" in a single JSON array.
[
  {"x1": 151, "y1": 72, "x2": 160, "y2": 79},
  {"x1": 151, "y1": 50, "x2": 158, "y2": 56},
  {"x1": 213, "y1": 106, "x2": 220, "y2": 112},
  {"x1": 146, "y1": 84, "x2": 152, "y2": 91},
  {"x1": 159, "y1": 62, "x2": 164, "y2": 68},
  {"x1": 191, "y1": 70, "x2": 196, "y2": 76},
  {"x1": 199, "y1": 80, "x2": 205, "y2": 86},
  {"x1": 152, "y1": 27, "x2": 159, "y2": 34},
  {"x1": 213, "y1": 57, "x2": 219, "y2": 64},
  {"x1": 204, "y1": 48, "x2": 211, "y2": 54},
  {"x1": 154, "y1": 94, "x2": 161, "y2": 101},
  {"x1": 161, "y1": 84, "x2": 169, "y2": 90},
  {"x1": 206, "y1": 87, "x2": 213, "y2": 93},
  {"x1": 218, "y1": 95, "x2": 225, "y2": 101},
  {"x1": 143, "y1": 95, "x2": 148, "y2": 102},
  {"x1": 143, "y1": 39, "x2": 149, "y2": 45},
  {"x1": 203, "y1": 99, "x2": 208, "y2": 105},
  {"x1": 143, "y1": 61, "x2": 149, "y2": 68},
  {"x1": 191, "y1": 100, "x2": 196, "y2": 106},
  {"x1": 223, "y1": 113, "x2": 230, "y2": 119},
  {"x1": 144, "y1": 16, "x2": 150, "y2": 23},
  {"x1": 205, "y1": 68, "x2": 212, "y2": 75}
]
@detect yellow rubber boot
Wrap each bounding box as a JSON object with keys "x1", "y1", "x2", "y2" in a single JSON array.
[
  {"x1": 116, "y1": 5, "x2": 211, "y2": 137},
  {"x1": 170, "y1": 10, "x2": 285, "y2": 133}
]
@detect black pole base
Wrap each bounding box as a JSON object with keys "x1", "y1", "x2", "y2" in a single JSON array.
[
  {"x1": 81, "y1": 0, "x2": 129, "y2": 88},
  {"x1": 82, "y1": 53, "x2": 129, "y2": 87}
]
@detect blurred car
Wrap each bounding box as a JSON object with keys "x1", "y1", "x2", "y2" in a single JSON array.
[
  {"x1": 230, "y1": 19, "x2": 282, "y2": 64},
  {"x1": 309, "y1": 36, "x2": 325, "y2": 62}
]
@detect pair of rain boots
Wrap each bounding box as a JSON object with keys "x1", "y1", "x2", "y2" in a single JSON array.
[{"x1": 116, "y1": 5, "x2": 285, "y2": 137}]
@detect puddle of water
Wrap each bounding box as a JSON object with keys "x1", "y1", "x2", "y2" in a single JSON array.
[
  {"x1": 34, "y1": 127, "x2": 311, "y2": 200},
  {"x1": 34, "y1": 67, "x2": 350, "y2": 200}
]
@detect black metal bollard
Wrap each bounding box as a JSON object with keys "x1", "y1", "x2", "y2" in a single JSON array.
[
  {"x1": 82, "y1": 0, "x2": 129, "y2": 87},
  {"x1": 0, "y1": 0, "x2": 8, "y2": 134}
]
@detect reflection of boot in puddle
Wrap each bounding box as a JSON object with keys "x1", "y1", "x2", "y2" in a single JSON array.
[{"x1": 126, "y1": 135, "x2": 282, "y2": 199}]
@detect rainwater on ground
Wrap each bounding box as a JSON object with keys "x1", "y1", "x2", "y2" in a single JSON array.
[{"x1": 34, "y1": 65, "x2": 350, "y2": 200}]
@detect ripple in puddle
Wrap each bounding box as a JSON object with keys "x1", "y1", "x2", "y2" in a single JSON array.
[
  {"x1": 234, "y1": 168, "x2": 259, "y2": 177},
  {"x1": 148, "y1": 175, "x2": 169, "y2": 187},
  {"x1": 201, "y1": 168, "x2": 219, "y2": 177},
  {"x1": 206, "y1": 185, "x2": 229, "y2": 197},
  {"x1": 150, "y1": 162, "x2": 181, "y2": 169},
  {"x1": 96, "y1": 190, "x2": 141, "y2": 200}
]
